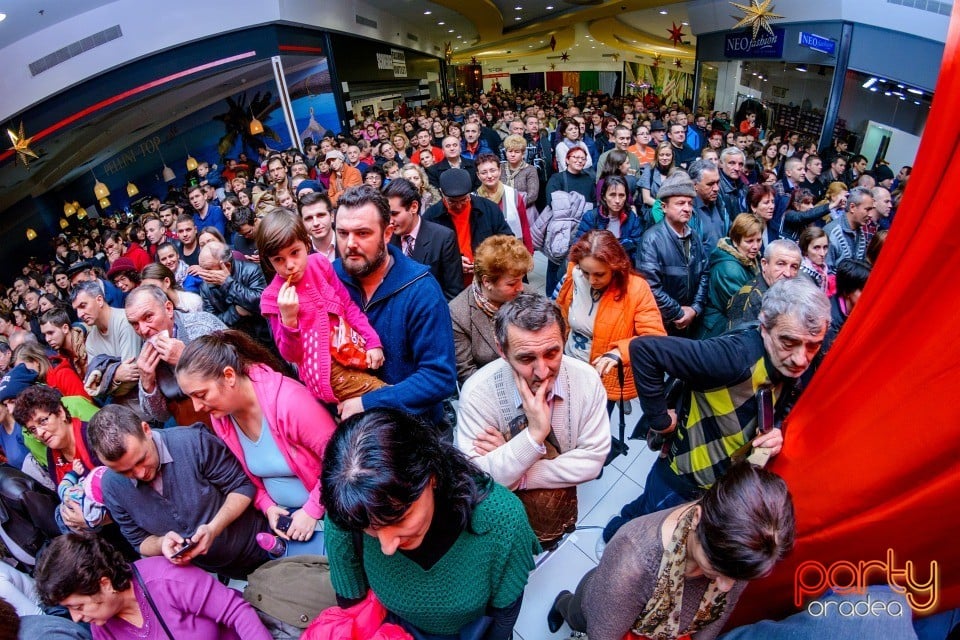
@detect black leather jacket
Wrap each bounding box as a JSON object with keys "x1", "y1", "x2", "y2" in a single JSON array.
[
  {"x1": 636, "y1": 221, "x2": 709, "y2": 325},
  {"x1": 200, "y1": 257, "x2": 270, "y2": 341}
]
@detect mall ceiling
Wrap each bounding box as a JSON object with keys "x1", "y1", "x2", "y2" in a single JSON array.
[{"x1": 0, "y1": 0, "x2": 699, "y2": 215}]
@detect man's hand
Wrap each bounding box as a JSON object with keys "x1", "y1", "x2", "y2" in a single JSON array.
[
  {"x1": 514, "y1": 369, "x2": 551, "y2": 445},
  {"x1": 114, "y1": 357, "x2": 140, "y2": 384},
  {"x1": 136, "y1": 343, "x2": 161, "y2": 393},
  {"x1": 338, "y1": 396, "x2": 364, "y2": 421},
  {"x1": 59, "y1": 499, "x2": 90, "y2": 532},
  {"x1": 199, "y1": 268, "x2": 229, "y2": 286},
  {"x1": 152, "y1": 333, "x2": 185, "y2": 366},
  {"x1": 752, "y1": 427, "x2": 783, "y2": 457},
  {"x1": 673, "y1": 306, "x2": 697, "y2": 330},
  {"x1": 246, "y1": 253, "x2": 261, "y2": 264},
  {"x1": 461, "y1": 256, "x2": 475, "y2": 274},
  {"x1": 186, "y1": 264, "x2": 205, "y2": 277},
  {"x1": 366, "y1": 347, "x2": 384, "y2": 370},
  {"x1": 473, "y1": 426, "x2": 507, "y2": 455},
  {"x1": 234, "y1": 305, "x2": 252, "y2": 317},
  {"x1": 161, "y1": 531, "x2": 198, "y2": 565}
]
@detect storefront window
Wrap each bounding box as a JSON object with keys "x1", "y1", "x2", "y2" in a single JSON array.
[
  {"x1": 836, "y1": 69, "x2": 931, "y2": 169},
  {"x1": 704, "y1": 60, "x2": 834, "y2": 142}
]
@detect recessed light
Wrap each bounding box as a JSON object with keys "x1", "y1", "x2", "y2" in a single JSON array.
[
  {"x1": 457, "y1": 35, "x2": 462, "y2": 38},
  {"x1": 515, "y1": 5, "x2": 523, "y2": 10},
  {"x1": 423, "y1": 10, "x2": 431, "y2": 14},
  {"x1": 0, "y1": 13, "x2": 6, "y2": 23},
  {"x1": 682, "y1": 21, "x2": 689, "y2": 26},
  {"x1": 659, "y1": 9, "x2": 668, "y2": 14},
  {"x1": 448, "y1": 29, "x2": 455, "y2": 32},
  {"x1": 546, "y1": 5, "x2": 554, "y2": 9},
  {"x1": 438, "y1": 21, "x2": 445, "y2": 25},
  {"x1": 515, "y1": 16, "x2": 522, "y2": 20}
]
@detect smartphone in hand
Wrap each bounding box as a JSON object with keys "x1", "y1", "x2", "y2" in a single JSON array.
[
  {"x1": 276, "y1": 515, "x2": 293, "y2": 534},
  {"x1": 171, "y1": 538, "x2": 195, "y2": 559}
]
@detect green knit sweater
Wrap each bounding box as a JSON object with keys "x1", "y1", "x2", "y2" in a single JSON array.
[{"x1": 325, "y1": 482, "x2": 540, "y2": 635}]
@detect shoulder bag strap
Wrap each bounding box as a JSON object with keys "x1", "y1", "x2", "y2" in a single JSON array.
[{"x1": 133, "y1": 565, "x2": 175, "y2": 640}]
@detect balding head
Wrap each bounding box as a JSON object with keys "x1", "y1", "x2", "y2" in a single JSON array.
[{"x1": 198, "y1": 241, "x2": 232, "y2": 271}]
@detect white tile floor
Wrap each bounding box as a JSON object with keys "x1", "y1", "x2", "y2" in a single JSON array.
[
  {"x1": 511, "y1": 397, "x2": 656, "y2": 640},
  {"x1": 509, "y1": 251, "x2": 659, "y2": 640}
]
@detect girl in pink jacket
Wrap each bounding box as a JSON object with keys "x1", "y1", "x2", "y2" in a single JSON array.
[{"x1": 258, "y1": 209, "x2": 386, "y2": 404}]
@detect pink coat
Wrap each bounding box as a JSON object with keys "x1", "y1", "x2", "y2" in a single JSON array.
[
  {"x1": 210, "y1": 365, "x2": 335, "y2": 520},
  {"x1": 261, "y1": 252, "x2": 382, "y2": 403},
  {"x1": 303, "y1": 591, "x2": 413, "y2": 640}
]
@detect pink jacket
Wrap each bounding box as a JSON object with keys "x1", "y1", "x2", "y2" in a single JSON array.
[
  {"x1": 210, "y1": 365, "x2": 335, "y2": 520},
  {"x1": 303, "y1": 591, "x2": 413, "y2": 640},
  {"x1": 261, "y1": 253, "x2": 382, "y2": 403}
]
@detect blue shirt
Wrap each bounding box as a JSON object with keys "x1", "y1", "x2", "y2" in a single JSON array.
[
  {"x1": 0, "y1": 422, "x2": 28, "y2": 469},
  {"x1": 235, "y1": 417, "x2": 309, "y2": 509},
  {"x1": 193, "y1": 204, "x2": 227, "y2": 236}
]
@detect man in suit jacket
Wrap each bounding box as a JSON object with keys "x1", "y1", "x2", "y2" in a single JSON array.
[
  {"x1": 423, "y1": 169, "x2": 515, "y2": 286},
  {"x1": 383, "y1": 178, "x2": 464, "y2": 301},
  {"x1": 427, "y1": 136, "x2": 480, "y2": 191}
]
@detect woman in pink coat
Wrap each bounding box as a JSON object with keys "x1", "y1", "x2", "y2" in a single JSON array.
[{"x1": 176, "y1": 330, "x2": 336, "y2": 557}]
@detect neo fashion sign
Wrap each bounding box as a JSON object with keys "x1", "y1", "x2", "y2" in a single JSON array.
[
  {"x1": 724, "y1": 27, "x2": 786, "y2": 59},
  {"x1": 798, "y1": 31, "x2": 836, "y2": 55}
]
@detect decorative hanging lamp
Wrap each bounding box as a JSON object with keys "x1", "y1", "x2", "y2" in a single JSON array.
[
  {"x1": 249, "y1": 108, "x2": 264, "y2": 135},
  {"x1": 64, "y1": 201, "x2": 77, "y2": 216},
  {"x1": 92, "y1": 169, "x2": 110, "y2": 200},
  {"x1": 126, "y1": 181, "x2": 140, "y2": 197},
  {"x1": 99, "y1": 197, "x2": 111, "y2": 209},
  {"x1": 25, "y1": 228, "x2": 37, "y2": 241},
  {"x1": 159, "y1": 147, "x2": 175, "y2": 182}
]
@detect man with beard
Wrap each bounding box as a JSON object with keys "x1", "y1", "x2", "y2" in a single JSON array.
[{"x1": 333, "y1": 185, "x2": 457, "y2": 427}]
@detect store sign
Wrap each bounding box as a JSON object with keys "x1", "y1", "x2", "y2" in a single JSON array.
[
  {"x1": 724, "y1": 28, "x2": 786, "y2": 59},
  {"x1": 798, "y1": 31, "x2": 836, "y2": 56},
  {"x1": 392, "y1": 49, "x2": 407, "y2": 78}
]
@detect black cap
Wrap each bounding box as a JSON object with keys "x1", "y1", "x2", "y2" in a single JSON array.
[
  {"x1": 439, "y1": 168, "x2": 473, "y2": 198},
  {"x1": 66, "y1": 260, "x2": 95, "y2": 278},
  {"x1": 650, "y1": 120, "x2": 666, "y2": 132}
]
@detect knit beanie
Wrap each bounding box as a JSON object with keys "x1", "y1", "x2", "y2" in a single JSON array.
[{"x1": 657, "y1": 170, "x2": 696, "y2": 201}]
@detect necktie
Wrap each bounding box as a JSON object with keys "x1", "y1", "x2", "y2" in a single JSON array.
[{"x1": 403, "y1": 235, "x2": 415, "y2": 257}]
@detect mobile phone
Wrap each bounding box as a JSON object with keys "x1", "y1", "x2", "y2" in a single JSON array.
[
  {"x1": 171, "y1": 538, "x2": 195, "y2": 559},
  {"x1": 276, "y1": 515, "x2": 293, "y2": 534}
]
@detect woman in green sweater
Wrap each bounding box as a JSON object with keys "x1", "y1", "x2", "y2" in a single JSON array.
[
  {"x1": 321, "y1": 409, "x2": 540, "y2": 639},
  {"x1": 699, "y1": 213, "x2": 764, "y2": 339}
]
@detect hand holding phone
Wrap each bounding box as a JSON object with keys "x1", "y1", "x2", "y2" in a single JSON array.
[
  {"x1": 276, "y1": 515, "x2": 293, "y2": 534},
  {"x1": 170, "y1": 537, "x2": 195, "y2": 559}
]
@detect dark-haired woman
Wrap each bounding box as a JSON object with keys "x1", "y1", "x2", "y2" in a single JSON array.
[
  {"x1": 575, "y1": 176, "x2": 644, "y2": 263},
  {"x1": 699, "y1": 213, "x2": 763, "y2": 339},
  {"x1": 35, "y1": 533, "x2": 271, "y2": 639},
  {"x1": 322, "y1": 409, "x2": 540, "y2": 640},
  {"x1": 548, "y1": 463, "x2": 796, "y2": 640},
  {"x1": 176, "y1": 331, "x2": 336, "y2": 557}
]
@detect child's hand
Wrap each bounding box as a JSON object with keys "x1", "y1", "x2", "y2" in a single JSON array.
[
  {"x1": 366, "y1": 348, "x2": 384, "y2": 370},
  {"x1": 278, "y1": 280, "x2": 300, "y2": 329},
  {"x1": 72, "y1": 459, "x2": 86, "y2": 475}
]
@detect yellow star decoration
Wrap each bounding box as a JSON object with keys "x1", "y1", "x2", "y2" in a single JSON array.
[
  {"x1": 730, "y1": 0, "x2": 784, "y2": 41},
  {"x1": 7, "y1": 121, "x2": 39, "y2": 167}
]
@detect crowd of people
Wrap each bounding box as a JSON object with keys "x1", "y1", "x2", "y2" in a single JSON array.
[{"x1": 0, "y1": 86, "x2": 933, "y2": 640}]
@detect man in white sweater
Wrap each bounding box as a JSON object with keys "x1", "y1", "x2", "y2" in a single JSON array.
[{"x1": 456, "y1": 292, "x2": 610, "y2": 494}]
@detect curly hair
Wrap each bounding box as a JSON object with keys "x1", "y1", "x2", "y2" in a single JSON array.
[
  {"x1": 474, "y1": 235, "x2": 533, "y2": 283},
  {"x1": 34, "y1": 533, "x2": 133, "y2": 607},
  {"x1": 12, "y1": 384, "x2": 67, "y2": 428}
]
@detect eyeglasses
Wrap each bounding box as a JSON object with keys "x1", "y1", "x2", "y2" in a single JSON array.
[{"x1": 25, "y1": 412, "x2": 55, "y2": 436}]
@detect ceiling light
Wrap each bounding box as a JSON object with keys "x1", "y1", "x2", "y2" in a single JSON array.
[
  {"x1": 870, "y1": 87, "x2": 878, "y2": 92},
  {"x1": 915, "y1": 100, "x2": 921, "y2": 105},
  {"x1": 884, "y1": 91, "x2": 892, "y2": 96},
  {"x1": 448, "y1": 29, "x2": 455, "y2": 32},
  {"x1": 862, "y1": 77, "x2": 877, "y2": 89},
  {"x1": 546, "y1": 5, "x2": 554, "y2": 9},
  {"x1": 897, "y1": 84, "x2": 904, "y2": 88},
  {"x1": 682, "y1": 21, "x2": 689, "y2": 26},
  {"x1": 515, "y1": 16, "x2": 522, "y2": 20},
  {"x1": 438, "y1": 21, "x2": 445, "y2": 25},
  {"x1": 514, "y1": 5, "x2": 523, "y2": 9},
  {"x1": 659, "y1": 9, "x2": 668, "y2": 14},
  {"x1": 423, "y1": 10, "x2": 432, "y2": 15},
  {"x1": 795, "y1": 65, "x2": 808, "y2": 72},
  {"x1": 908, "y1": 88, "x2": 923, "y2": 95},
  {"x1": 0, "y1": 14, "x2": 6, "y2": 23},
  {"x1": 457, "y1": 34, "x2": 462, "y2": 38}
]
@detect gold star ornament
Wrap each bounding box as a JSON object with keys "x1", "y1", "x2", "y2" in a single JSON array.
[
  {"x1": 7, "y1": 121, "x2": 39, "y2": 167},
  {"x1": 730, "y1": 0, "x2": 784, "y2": 40}
]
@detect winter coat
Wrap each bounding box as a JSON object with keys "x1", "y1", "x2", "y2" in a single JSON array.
[{"x1": 699, "y1": 238, "x2": 760, "y2": 339}]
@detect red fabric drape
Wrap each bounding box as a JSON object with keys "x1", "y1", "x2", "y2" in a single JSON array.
[
  {"x1": 728, "y1": 5, "x2": 960, "y2": 627},
  {"x1": 562, "y1": 72, "x2": 580, "y2": 95},
  {"x1": 546, "y1": 71, "x2": 563, "y2": 94}
]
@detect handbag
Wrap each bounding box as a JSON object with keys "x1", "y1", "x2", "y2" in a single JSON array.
[
  {"x1": 505, "y1": 414, "x2": 578, "y2": 550},
  {"x1": 243, "y1": 555, "x2": 339, "y2": 629}
]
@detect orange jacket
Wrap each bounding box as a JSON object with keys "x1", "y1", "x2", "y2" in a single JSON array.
[
  {"x1": 556, "y1": 263, "x2": 666, "y2": 400},
  {"x1": 328, "y1": 165, "x2": 363, "y2": 206}
]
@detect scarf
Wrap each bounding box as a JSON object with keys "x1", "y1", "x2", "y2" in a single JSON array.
[
  {"x1": 502, "y1": 161, "x2": 529, "y2": 188},
  {"x1": 477, "y1": 181, "x2": 505, "y2": 205},
  {"x1": 471, "y1": 280, "x2": 501, "y2": 318},
  {"x1": 630, "y1": 507, "x2": 728, "y2": 639}
]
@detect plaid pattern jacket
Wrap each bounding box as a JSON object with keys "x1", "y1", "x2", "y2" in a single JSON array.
[{"x1": 630, "y1": 328, "x2": 797, "y2": 490}]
